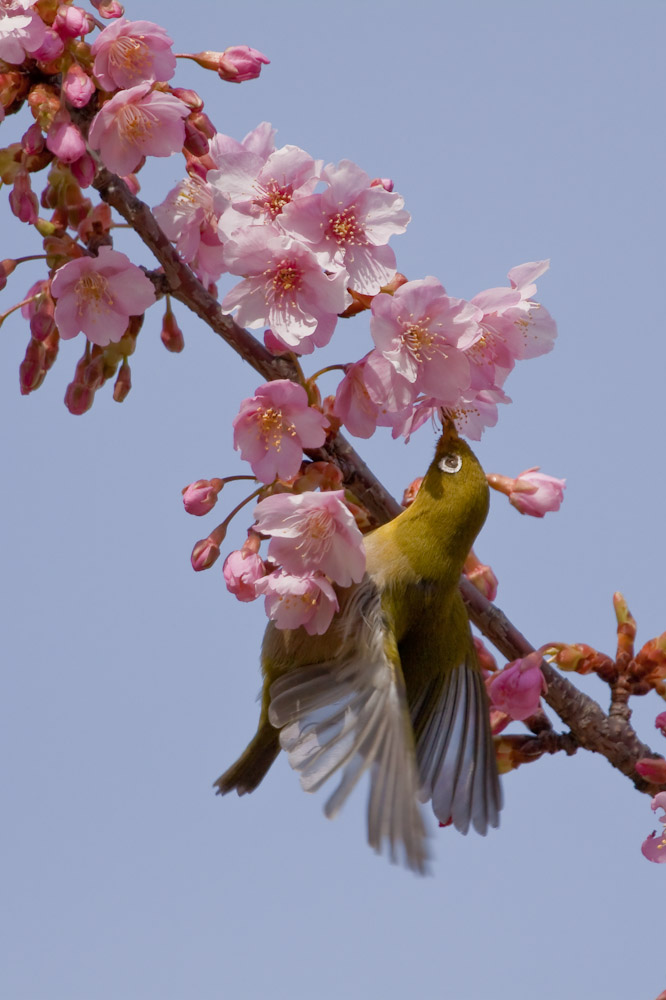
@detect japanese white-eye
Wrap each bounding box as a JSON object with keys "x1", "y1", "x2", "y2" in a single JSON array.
[{"x1": 215, "y1": 423, "x2": 502, "y2": 872}]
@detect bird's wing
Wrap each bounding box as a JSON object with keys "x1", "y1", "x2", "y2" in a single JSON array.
[
  {"x1": 411, "y1": 643, "x2": 503, "y2": 835},
  {"x1": 268, "y1": 577, "x2": 429, "y2": 873}
]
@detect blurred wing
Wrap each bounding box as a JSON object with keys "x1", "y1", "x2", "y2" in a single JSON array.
[
  {"x1": 412, "y1": 645, "x2": 502, "y2": 835},
  {"x1": 268, "y1": 577, "x2": 429, "y2": 874}
]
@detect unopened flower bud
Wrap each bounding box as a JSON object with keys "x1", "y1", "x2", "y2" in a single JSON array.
[
  {"x1": 42, "y1": 327, "x2": 60, "y2": 371},
  {"x1": 90, "y1": 0, "x2": 124, "y2": 17},
  {"x1": 33, "y1": 29, "x2": 66, "y2": 64},
  {"x1": 46, "y1": 111, "x2": 86, "y2": 164},
  {"x1": 217, "y1": 46, "x2": 270, "y2": 83},
  {"x1": 64, "y1": 380, "x2": 95, "y2": 415},
  {"x1": 169, "y1": 88, "x2": 204, "y2": 111},
  {"x1": 402, "y1": 477, "x2": 423, "y2": 508},
  {"x1": 191, "y1": 535, "x2": 223, "y2": 571},
  {"x1": 113, "y1": 359, "x2": 131, "y2": 402},
  {"x1": 160, "y1": 302, "x2": 184, "y2": 353},
  {"x1": 182, "y1": 478, "x2": 224, "y2": 516},
  {"x1": 463, "y1": 548, "x2": 498, "y2": 602},
  {"x1": 487, "y1": 651, "x2": 547, "y2": 721},
  {"x1": 21, "y1": 123, "x2": 44, "y2": 156},
  {"x1": 189, "y1": 111, "x2": 216, "y2": 138},
  {"x1": 19, "y1": 338, "x2": 46, "y2": 395},
  {"x1": 0, "y1": 71, "x2": 30, "y2": 114},
  {"x1": 70, "y1": 152, "x2": 96, "y2": 188},
  {"x1": 636, "y1": 758, "x2": 666, "y2": 784},
  {"x1": 9, "y1": 172, "x2": 38, "y2": 224},
  {"x1": 62, "y1": 65, "x2": 95, "y2": 109},
  {"x1": 183, "y1": 118, "x2": 209, "y2": 157},
  {"x1": 223, "y1": 550, "x2": 266, "y2": 602},
  {"x1": 487, "y1": 468, "x2": 566, "y2": 517},
  {"x1": 54, "y1": 4, "x2": 94, "y2": 38},
  {"x1": 28, "y1": 83, "x2": 62, "y2": 132},
  {"x1": 370, "y1": 177, "x2": 394, "y2": 191},
  {"x1": 656, "y1": 712, "x2": 666, "y2": 738}
]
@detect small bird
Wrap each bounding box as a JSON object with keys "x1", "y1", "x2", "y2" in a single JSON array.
[{"x1": 215, "y1": 422, "x2": 502, "y2": 872}]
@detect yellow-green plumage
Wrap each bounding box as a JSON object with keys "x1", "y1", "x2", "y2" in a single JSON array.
[{"x1": 215, "y1": 423, "x2": 502, "y2": 872}]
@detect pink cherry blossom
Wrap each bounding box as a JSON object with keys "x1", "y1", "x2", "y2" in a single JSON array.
[
  {"x1": 370, "y1": 277, "x2": 481, "y2": 404},
  {"x1": 217, "y1": 45, "x2": 269, "y2": 83},
  {"x1": 487, "y1": 651, "x2": 547, "y2": 721},
  {"x1": 0, "y1": 0, "x2": 46, "y2": 64},
  {"x1": 656, "y1": 712, "x2": 666, "y2": 738},
  {"x1": 62, "y1": 65, "x2": 95, "y2": 108},
  {"x1": 209, "y1": 121, "x2": 276, "y2": 168},
  {"x1": 449, "y1": 386, "x2": 512, "y2": 441},
  {"x1": 508, "y1": 468, "x2": 566, "y2": 517},
  {"x1": 222, "y1": 228, "x2": 350, "y2": 354},
  {"x1": 280, "y1": 159, "x2": 410, "y2": 294},
  {"x1": 46, "y1": 111, "x2": 86, "y2": 163},
  {"x1": 333, "y1": 350, "x2": 417, "y2": 439},
  {"x1": 153, "y1": 174, "x2": 225, "y2": 284},
  {"x1": 470, "y1": 261, "x2": 557, "y2": 388},
  {"x1": 642, "y1": 792, "x2": 666, "y2": 864},
  {"x1": 253, "y1": 490, "x2": 365, "y2": 587},
  {"x1": 91, "y1": 18, "x2": 176, "y2": 90},
  {"x1": 210, "y1": 143, "x2": 321, "y2": 240},
  {"x1": 223, "y1": 549, "x2": 266, "y2": 602},
  {"x1": 88, "y1": 83, "x2": 189, "y2": 177},
  {"x1": 50, "y1": 246, "x2": 156, "y2": 346},
  {"x1": 255, "y1": 570, "x2": 339, "y2": 635},
  {"x1": 233, "y1": 380, "x2": 329, "y2": 484}
]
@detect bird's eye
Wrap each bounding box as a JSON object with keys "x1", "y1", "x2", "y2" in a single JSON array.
[{"x1": 439, "y1": 453, "x2": 462, "y2": 474}]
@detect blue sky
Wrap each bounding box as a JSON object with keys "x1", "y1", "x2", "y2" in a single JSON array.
[{"x1": 1, "y1": 2, "x2": 664, "y2": 998}]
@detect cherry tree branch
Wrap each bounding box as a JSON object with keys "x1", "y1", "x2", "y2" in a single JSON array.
[{"x1": 93, "y1": 165, "x2": 663, "y2": 796}]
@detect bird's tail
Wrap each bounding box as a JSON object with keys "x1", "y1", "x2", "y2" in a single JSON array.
[
  {"x1": 214, "y1": 718, "x2": 280, "y2": 796},
  {"x1": 408, "y1": 650, "x2": 503, "y2": 835}
]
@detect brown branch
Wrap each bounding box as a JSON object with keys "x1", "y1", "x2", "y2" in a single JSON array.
[{"x1": 94, "y1": 163, "x2": 662, "y2": 795}]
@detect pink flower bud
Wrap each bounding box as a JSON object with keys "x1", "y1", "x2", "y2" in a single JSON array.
[
  {"x1": 370, "y1": 177, "x2": 394, "y2": 191},
  {"x1": 488, "y1": 468, "x2": 565, "y2": 517},
  {"x1": 182, "y1": 479, "x2": 223, "y2": 516},
  {"x1": 636, "y1": 758, "x2": 666, "y2": 784},
  {"x1": 223, "y1": 549, "x2": 266, "y2": 602},
  {"x1": 463, "y1": 548, "x2": 498, "y2": 602},
  {"x1": 90, "y1": 0, "x2": 124, "y2": 17},
  {"x1": 64, "y1": 381, "x2": 96, "y2": 415},
  {"x1": 32, "y1": 29, "x2": 66, "y2": 63},
  {"x1": 191, "y1": 536, "x2": 222, "y2": 571},
  {"x1": 19, "y1": 339, "x2": 46, "y2": 395},
  {"x1": 113, "y1": 359, "x2": 131, "y2": 402},
  {"x1": 22, "y1": 123, "x2": 45, "y2": 155},
  {"x1": 46, "y1": 112, "x2": 86, "y2": 164},
  {"x1": 656, "y1": 712, "x2": 666, "y2": 738},
  {"x1": 160, "y1": 305, "x2": 184, "y2": 353},
  {"x1": 487, "y1": 651, "x2": 547, "y2": 721},
  {"x1": 169, "y1": 88, "x2": 204, "y2": 111},
  {"x1": 63, "y1": 65, "x2": 95, "y2": 108},
  {"x1": 9, "y1": 172, "x2": 38, "y2": 224},
  {"x1": 217, "y1": 46, "x2": 269, "y2": 83},
  {"x1": 70, "y1": 153, "x2": 96, "y2": 188},
  {"x1": 54, "y1": 5, "x2": 94, "y2": 38}
]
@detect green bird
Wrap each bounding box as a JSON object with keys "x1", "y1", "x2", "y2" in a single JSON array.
[{"x1": 215, "y1": 422, "x2": 502, "y2": 872}]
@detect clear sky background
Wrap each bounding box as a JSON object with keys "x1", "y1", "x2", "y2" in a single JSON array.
[{"x1": 1, "y1": 2, "x2": 665, "y2": 998}]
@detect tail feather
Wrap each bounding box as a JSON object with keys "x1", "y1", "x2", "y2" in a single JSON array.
[{"x1": 214, "y1": 720, "x2": 280, "y2": 796}]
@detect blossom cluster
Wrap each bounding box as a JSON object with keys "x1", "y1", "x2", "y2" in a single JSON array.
[
  {"x1": 188, "y1": 465, "x2": 367, "y2": 635},
  {"x1": 0, "y1": 0, "x2": 268, "y2": 410}
]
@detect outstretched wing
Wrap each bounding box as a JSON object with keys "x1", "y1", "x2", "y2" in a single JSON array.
[
  {"x1": 268, "y1": 578, "x2": 430, "y2": 874},
  {"x1": 410, "y1": 644, "x2": 502, "y2": 835}
]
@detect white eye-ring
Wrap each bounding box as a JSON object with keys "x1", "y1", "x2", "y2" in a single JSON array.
[{"x1": 439, "y1": 453, "x2": 462, "y2": 474}]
